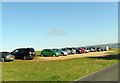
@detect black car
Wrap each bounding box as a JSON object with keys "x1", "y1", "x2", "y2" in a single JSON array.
[
  {"x1": 0, "y1": 52, "x2": 15, "y2": 62},
  {"x1": 88, "y1": 47, "x2": 96, "y2": 52},
  {"x1": 97, "y1": 47, "x2": 104, "y2": 52},
  {"x1": 11, "y1": 48, "x2": 35, "y2": 60}
]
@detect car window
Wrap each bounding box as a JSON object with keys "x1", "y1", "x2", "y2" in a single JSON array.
[
  {"x1": 43, "y1": 49, "x2": 46, "y2": 51},
  {"x1": 46, "y1": 49, "x2": 49, "y2": 51},
  {"x1": 48, "y1": 49, "x2": 51, "y2": 52},
  {"x1": 19, "y1": 49, "x2": 27, "y2": 53},
  {"x1": 14, "y1": 50, "x2": 19, "y2": 53},
  {"x1": 58, "y1": 49, "x2": 61, "y2": 51},
  {"x1": 45, "y1": 49, "x2": 49, "y2": 52}
]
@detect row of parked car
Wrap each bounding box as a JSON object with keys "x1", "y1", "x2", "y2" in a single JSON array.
[
  {"x1": 0, "y1": 46, "x2": 109, "y2": 62},
  {"x1": 40, "y1": 46, "x2": 109, "y2": 57}
]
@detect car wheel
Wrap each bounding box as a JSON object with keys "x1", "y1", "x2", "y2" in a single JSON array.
[
  {"x1": 23, "y1": 56, "x2": 27, "y2": 60},
  {"x1": 52, "y1": 54, "x2": 56, "y2": 57},
  {"x1": 41, "y1": 54, "x2": 44, "y2": 57},
  {"x1": 61, "y1": 53, "x2": 64, "y2": 56},
  {"x1": 1, "y1": 57, "x2": 5, "y2": 62}
]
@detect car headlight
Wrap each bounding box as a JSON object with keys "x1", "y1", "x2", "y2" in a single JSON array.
[
  {"x1": 6, "y1": 55, "x2": 10, "y2": 58},
  {"x1": 64, "y1": 52, "x2": 67, "y2": 54}
]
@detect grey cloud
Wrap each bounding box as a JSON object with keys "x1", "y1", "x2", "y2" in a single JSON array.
[{"x1": 47, "y1": 28, "x2": 66, "y2": 36}]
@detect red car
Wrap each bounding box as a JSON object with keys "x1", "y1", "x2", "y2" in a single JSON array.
[{"x1": 79, "y1": 48, "x2": 87, "y2": 53}]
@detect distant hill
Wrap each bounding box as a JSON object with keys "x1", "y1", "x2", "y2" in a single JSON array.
[{"x1": 85, "y1": 43, "x2": 120, "y2": 48}]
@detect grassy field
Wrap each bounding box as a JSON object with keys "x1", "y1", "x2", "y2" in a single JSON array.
[
  {"x1": 106, "y1": 48, "x2": 120, "y2": 54},
  {"x1": 2, "y1": 58, "x2": 118, "y2": 81},
  {"x1": 2, "y1": 48, "x2": 119, "y2": 81}
]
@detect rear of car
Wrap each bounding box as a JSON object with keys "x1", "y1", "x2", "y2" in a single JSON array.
[
  {"x1": 0, "y1": 52, "x2": 15, "y2": 62},
  {"x1": 27, "y1": 48, "x2": 35, "y2": 59}
]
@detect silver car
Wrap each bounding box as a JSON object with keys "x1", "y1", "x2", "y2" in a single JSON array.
[{"x1": 53, "y1": 49, "x2": 68, "y2": 56}]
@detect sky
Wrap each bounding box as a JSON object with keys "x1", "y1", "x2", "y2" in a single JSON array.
[{"x1": 2, "y1": 2, "x2": 118, "y2": 51}]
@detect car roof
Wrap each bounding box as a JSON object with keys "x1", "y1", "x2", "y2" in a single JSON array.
[
  {"x1": 15, "y1": 48, "x2": 34, "y2": 50},
  {"x1": 0, "y1": 52, "x2": 9, "y2": 53}
]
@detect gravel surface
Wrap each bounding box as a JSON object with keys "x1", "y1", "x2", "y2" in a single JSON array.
[{"x1": 33, "y1": 51, "x2": 113, "y2": 61}]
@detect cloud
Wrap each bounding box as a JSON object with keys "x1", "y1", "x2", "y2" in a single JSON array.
[{"x1": 47, "y1": 28, "x2": 66, "y2": 36}]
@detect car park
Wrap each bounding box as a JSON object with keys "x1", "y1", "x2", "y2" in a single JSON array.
[
  {"x1": 41, "y1": 49, "x2": 61, "y2": 57},
  {"x1": 11, "y1": 48, "x2": 35, "y2": 60},
  {"x1": 53, "y1": 49, "x2": 68, "y2": 56},
  {"x1": 0, "y1": 52, "x2": 15, "y2": 62}
]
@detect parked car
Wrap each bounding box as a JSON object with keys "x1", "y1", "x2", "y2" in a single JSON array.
[
  {"x1": 61, "y1": 48, "x2": 71, "y2": 55},
  {"x1": 79, "y1": 48, "x2": 87, "y2": 53},
  {"x1": 41, "y1": 49, "x2": 61, "y2": 57},
  {"x1": 88, "y1": 47, "x2": 96, "y2": 52},
  {"x1": 11, "y1": 48, "x2": 35, "y2": 60},
  {"x1": 72, "y1": 47, "x2": 81, "y2": 54},
  {"x1": 96, "y1": 47, "x2": 104, "y2": 51},
  {"x1": 64, "y1": 48, "x2": 77, "y2": 54},
  {"x1": 71, "y1": 48, "x2": 77, "y2": 54},
  {"x1": 101, "y1": 46, "x2": 109, "y2": 51},
  {"x1": 53, "y1": 49, "x2": 68, "y2": 56},
  {"x1": 81, "y1": 47, "x2": 90, "y2": 53},
  {"x1": 0, "y1": 52, "x2": 15, "y2": 62}
]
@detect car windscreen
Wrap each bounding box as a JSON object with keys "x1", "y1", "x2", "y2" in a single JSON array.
[
  {"x1": 0, "y1": 52, "x2": 10, "y2": 56},
  {"x1": 57, "y1": 49, "x2": 62, "y2": 51},
  {"x1": 52, "y1": 50, "x2": 58, "y2": 52},
  {"x1": 0, "y1": 52, "x2": 2, "y2": 57},
  {"x1": 29, "y1": 49, "x2": 35, "y2": 52}
]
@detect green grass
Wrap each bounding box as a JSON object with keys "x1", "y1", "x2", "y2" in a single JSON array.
[
  {"x1": 106, "y1": 48, "x2": 120, "y2": 55},
  {"x1": 2, "y1": 57, "x2": 118, "y2": 81}
]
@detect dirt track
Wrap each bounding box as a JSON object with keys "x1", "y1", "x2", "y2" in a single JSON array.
[{"x1": 33, "y1": 51, "x2": 113, "y2": 61}]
